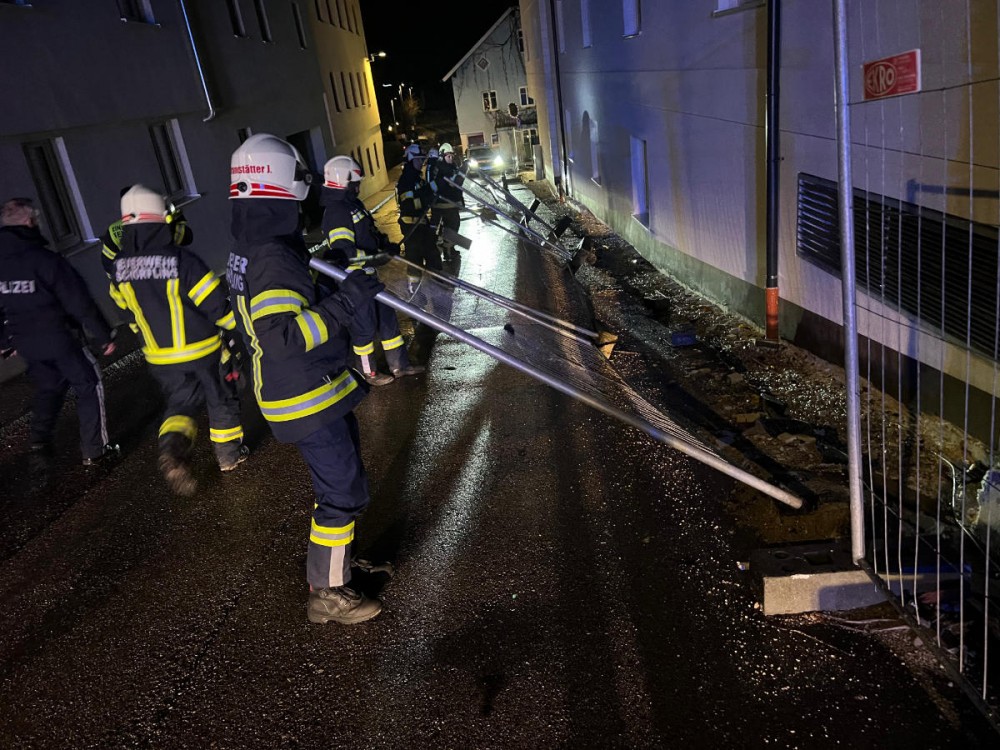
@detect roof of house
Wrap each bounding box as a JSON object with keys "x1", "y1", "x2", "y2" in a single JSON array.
[{"x1": 441, "y1": 7, "x2": 516, "y2": 83}]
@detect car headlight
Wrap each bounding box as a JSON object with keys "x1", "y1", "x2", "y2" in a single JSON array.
[
  {"x1": 493, "y1": 156, "x2": 504, "y2": 167},
  {"x1": 469, "y1": 159, "x2": 479, "y2": 168}
]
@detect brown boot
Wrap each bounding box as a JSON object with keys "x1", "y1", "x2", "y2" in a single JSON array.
[{"x1": 307, "y1": 586, "x2": 382, "y2": 625}]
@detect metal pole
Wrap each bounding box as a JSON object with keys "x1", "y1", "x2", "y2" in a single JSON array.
[
  {"x1": 833, "y1": 0, "x2": 865, "y2": 561},
  {"x1": 310, "y1": 257, "x2": 803, "y2": 510},
  {"x1": 477, "y1": 172, "x2": 558, "y2": 235},
  {"x1": 764, "y1": 0, "x2": 781, "y2": 341}
]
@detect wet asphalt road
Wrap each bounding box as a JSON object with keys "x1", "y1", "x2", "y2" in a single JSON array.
[{"x1": 0, "y1": 185, "x2": 993, "y2": 748}]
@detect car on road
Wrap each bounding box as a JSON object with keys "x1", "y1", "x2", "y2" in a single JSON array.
[{"x1": 465, "y1": 145, "x2": 507, "y2": 176}]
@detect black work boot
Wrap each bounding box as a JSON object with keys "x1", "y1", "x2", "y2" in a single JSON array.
[
  {"x1": 217, "y1": 443, "x2": 250, "y2": 472},
  {"x1": 83, "y1": 443, "x2": 120, "y2": 467},
  {"x1": 307, "y1": 586, "x2": 382, "y2": 625}
]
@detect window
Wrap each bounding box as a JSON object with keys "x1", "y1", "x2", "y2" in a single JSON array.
[
  {"x1": 253, "y1": 0, "x2": 272, "y2": 42},
  {"x1": 491, "y1": 133, "x2": 500, "y2": 146},
  {"x1": 519, "y1": 86, "x2": 535, "y2": 107},
  {"x1": 365, "y1": 147, "x2": 373, "y2": 175},
  {"x1": 517, "y1": 26, "x2": 524, "y2": 53},
  {"x1": 350, "y1": 2, "x2": 359, "y2": 34},
  {"x1": 117, "y1": 0, "x2": 155, "y2": 23},
  {"x1": 373, "y1": 144, "x2": 380, "y2": 170},
  {"x1": 589, "y1": 117, "x2": 599, "y2": 183},
  {"x1": 225, "y1": 0, "x2": 247, "y2": 37},
  {"x1": 341, "y1": 72, "x2": 351, "y2": 108},
  {"x1": 237, "y1": 127, "x2": 253, "y2": 143},
  {"x1": 623, "y1": 0, "x2": 640, "y2": 37},
  {"x1": 329, "y1": 73, "x2": 341, "y2": 112},
  {"x1": 630, "y1": 136, "x2": 648, "y2": 226},
  {"x1": 581, "y1": 0, "x2": 592, "y2": 47},
  {"x1": 714, "y1": 0, "x2": 765, "y2": 15},
  {"x1": 345, "y1": 0, "x2": 354, "y2": 31},
  {"x1": 291, "y1": 2, "x2": 307, "y2": 48},
  {"x1": 314, "y1": 0, "x2": 326, "y2": 22},
  {"x1": 565, "y1": 109, "x2": 573, "y2": 161},
  {"x1": 362, "y1": 70, "x2": 370, "y2": 105},
  {"x1": 356, "y1": 72, "x2": 365, "y2": 106},
  {"x1": 335, "y1": 0, "x2": 345, "y2": 27},
  {"x1": 22, "y1": 139, "x2": 89, "y2": 252},
  {"x1": 476, "y1": 56, "x2": 490, "y2": 71},
  {"x1": 149, "y1": 120, "x2": 196, "y2": 200},
  {"x1": 555, "y1": 0, "x2": 565, "y2": 53},
  {"x1": 482, "y1": 91, "x2": 498, "y2": 111},
  {"x1": 349, "y1": 71, "x2": 359, "y2": 107}
]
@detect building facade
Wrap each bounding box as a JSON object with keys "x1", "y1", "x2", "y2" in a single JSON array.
[{"x1": 520, "y1": 0, "x2": 1000, "y2": 432}]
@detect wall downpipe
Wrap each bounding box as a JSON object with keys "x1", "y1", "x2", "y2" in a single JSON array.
[
  {"x1": 179, "y1": 0, "x2": 217, "y2": 122},
  {"x1": 764, "y1": 0, "x2": 781, "y2": 341},
  {"x1": 547, "y1": 0, "x2": 569, "y2": 202},
  {"x1": 832, "y1": 0, "x2": 865, "y2": 563}
]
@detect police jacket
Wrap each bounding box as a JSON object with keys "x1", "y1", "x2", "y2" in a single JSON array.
[
  {"x1": 227, "y1": 199, "x2": 364, "y2": 444},
  {"x1": 109, "y1": 223, "x2": 233, "y2": 367},
  {"x1": 320, "y1": 187, "x2": 389, "y2": 270},
  {"x1": 0, "y1": 225, "x2": 112, "y2": 360},
  {"x1": 430, "y1": 160, "x2": 465, "y2": 208},
  {"x1": 395, "y1": 162, "x2": 434, "y2": 223},
  {"x1": 101, "y1": 214, "x2": 192, "y2": 279}
]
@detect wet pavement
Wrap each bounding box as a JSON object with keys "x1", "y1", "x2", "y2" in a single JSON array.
[{"x1": 0, "y1": 183, "x2": 995, "y2": 748}]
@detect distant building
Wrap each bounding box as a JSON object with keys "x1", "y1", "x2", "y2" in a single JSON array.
[
  {"x1": 0, "y1": 0, "x2": 383, "y2": 327},
  {"x1": 442, "y1": 7, "x2": 538, "y2": 167}
]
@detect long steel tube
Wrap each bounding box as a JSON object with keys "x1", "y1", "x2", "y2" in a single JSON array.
[
  {"x1": 833, "y1": 0, "x2": 865, "y2": 561},
  {"x1": 477, "y1": 172, "x2": 558, "y2": 235},
  {"x1": 310, "y1": 257, "x2": 803, "y2": 510}
]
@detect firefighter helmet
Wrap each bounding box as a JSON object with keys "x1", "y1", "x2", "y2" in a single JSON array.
[
  {"x1": 230, "y1": 133, "x2": 313, "y2": 200},
  {"x1": 439, "y1": 143, "x2": 455, "y2": 156},
  {"x1": 427, "y1": 148, "x2": 439, "y2": 160},
  {"x1": 120, "y1": 185, "x2": 168, "y2": 224},
  {"x1": 323, "y1": 155, "x2": 364, "y2": 189},
  {"x1": 404, "y1": 143, "x2": 425, "y2": 162}
]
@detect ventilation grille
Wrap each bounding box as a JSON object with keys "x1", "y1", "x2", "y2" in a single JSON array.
[
  {"x1": 796, "y1": 172, "x2": 1000, "y2": 360},
  {"x1": 476, "y1": 57, "x2": 490, "y2": 71}
]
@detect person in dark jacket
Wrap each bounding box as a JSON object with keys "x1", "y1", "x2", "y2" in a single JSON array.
[
  {"x1": 109, "y1": 185, "x2": 247, "y2": 496},
  {"x1": 428, "y1": 142, "x2": 465, "y2": 262},
  {"x1": 101, "y1": 187, "x2": 192, "y2": 280},
  {"x1": 319, "y1": 154, "x2": 425, "y2": 384},
  {"x1": 0, "y1": 197, "x2": 117, "y2": 465},
  {"x1": 227, "y1": 134, "x2": 384, "y2": 625},
  {"x1": 395, "y1": 143, "x2": 438, "y2": 293}
]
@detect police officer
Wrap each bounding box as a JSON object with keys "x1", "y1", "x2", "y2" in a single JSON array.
[
  {"x1": 109, "y1": 185, "x2": 247, "y2": 496},
  {"x1": 0, "y1": 197, "x2": 117, "y2": 465},
  {"x1": 428, "y1": 143, "x2": 465, "y2": 262},
  {"x1": 227, "y1": 133, "x2": 383, "y2": 625},
  {"x1": 320, "y1": 155, "x2": 425, "y2": 383},
  {"x1": 395, "y1": 143, "x2": 438, "y2": 292}
]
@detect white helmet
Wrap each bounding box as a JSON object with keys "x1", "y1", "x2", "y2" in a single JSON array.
[
  {"x1": 323, "y1": 155, "x2": 363, "y2": 189},
  {"x1": 230, "y1": 133, "x2": 312, "y2": 200},
  {"x1": 439, "y1": 142, "x2": 455, "y2": 156},
  {"x1": 404, "y1": 143, "x2": 425, "y2": 162},
  {"x1": 120, "y1": 184, "x2": 168, "y2": 225}
]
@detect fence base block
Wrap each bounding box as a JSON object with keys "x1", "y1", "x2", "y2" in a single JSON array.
[{"x1": 749, "y1": 541, "x2": 886, "y2": 616}]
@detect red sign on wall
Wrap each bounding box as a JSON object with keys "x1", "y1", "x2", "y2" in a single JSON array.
[{"x1": 863, "y1": 49, "x2": 921, "y2": 101}]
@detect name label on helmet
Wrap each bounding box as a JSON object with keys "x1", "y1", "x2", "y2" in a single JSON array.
[
  {"x1": 0, "y1": 279, "x2": 36, "y2": 294},
  {"x1": 231, "y1": 165, "x2": 272, "y2": 175},
  {"x1": 226, "y1": 252, "x2": 249, "y2": 292},
  {"x1": 115, "y1": 255, "x2": 178, "y2": 282}
]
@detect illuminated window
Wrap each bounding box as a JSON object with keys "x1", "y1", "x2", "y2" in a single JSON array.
[
  {"x1": 519, "y1": 86, "x2": 534, "y2": 107},
  {"x1": 22, "y1": 138, "x2": 90, "y2": 252},
  {"x1": 291, "y1": 2, "x2": 307, "y2": 48},
  {"x1": 149, "y1": 120, "x2": 196, "y2": 200},
  {"x1": 253, "y1": 0, "x2": 272, "y2": 42},
  {"x1": 117, "y1": 0, "x2": 154, "y2": 23},
  {"x1": 482, "y1": 91, "x2": 498, "y2": 111},
  {"x1": 225, "y1": 0, "x2": 246, "y2": 37},
  {"x1": 623, "y1": 0, "x2": 640, "y2": 37},
  {"x1": 581, "y1": 0, "x2": 591, "y2": 47},
  {"x1": 630, "y1": 136, "x2": 649, "y2": 226}
]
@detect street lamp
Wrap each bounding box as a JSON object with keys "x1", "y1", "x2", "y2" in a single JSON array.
[{"x1": 368, "y1": 51, "x2": 386, "y2": 62}]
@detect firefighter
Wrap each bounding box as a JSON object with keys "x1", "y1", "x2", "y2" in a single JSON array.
[
  {"x1": 395, "y1": 143, "x2": 438, "y2": 292},
  {"x1": 109, "y1": 185, "x2": 247, "y2": 496},
  {"x1": 319, "y1": 155, "x2": 426, "y2": 383},
  {"x1": 101, "y1": 188, "x2": 192, "y2": 280},
  {"x1": 227, "y1": 133, "x2": 384, "y2": 625},
  {"x1": 0, "y1": 197, "x2": 118, "y2": 466},
  {"x1": 428, "y1": 143, "x2": 465, "y2": 262}
]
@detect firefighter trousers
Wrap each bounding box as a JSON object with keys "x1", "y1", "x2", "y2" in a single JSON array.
[
  {"x1": 399, "y1": 221, "x2": 441, "y2": 273},
  {"x1": 26, "y1": 345, "x2": 108, "y2": 460},
  {"x1": 295, "y1": 412, "x2": 370, "y2": 589},
  {"x1": 150, "y1": 354, "x2": 243, "y2": 465}
]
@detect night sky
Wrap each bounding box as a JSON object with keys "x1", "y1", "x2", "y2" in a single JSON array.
[{"x1": 360, "y1": 0, "x2": 518, "y2": 110}]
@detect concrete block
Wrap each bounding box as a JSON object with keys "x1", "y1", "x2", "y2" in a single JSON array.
[{"x1": 749, "y1": 541, "x2": 885, "y2": 615}]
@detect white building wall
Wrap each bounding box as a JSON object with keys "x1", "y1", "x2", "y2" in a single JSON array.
[{"x1": 520, "y1": 0, "x2": 1000, "y2": 398}]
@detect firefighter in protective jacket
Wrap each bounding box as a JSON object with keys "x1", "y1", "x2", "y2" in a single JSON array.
[
  {"x1": 395, "y1": 144, "x2": 438, "y2": 291},
  {"x1": 227, "y1": 133, "x2": 384, "y2": 625},
  {"x1": 109, "y1": 185, "x2": 247, "y2": 496},
  {"x1": 319, "y1": 155, "x2": 425, "y2": 384},
  {"x1": 428, "y1": 142, "x2": 465, "y2": 262}
]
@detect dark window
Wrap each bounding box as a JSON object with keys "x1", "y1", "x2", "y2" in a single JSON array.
[
  {"x1": 335, "y1": 0, "x2": 345, "y2": 28},
  {"x1": 329, "y1": 73, "x2": 341, "y2": 112},
  {"x1": 362, "y1": 70, "x2": 370, "y2": 105},
  {"x1": 349, "y1": 71, "x2": 359, "y2": 107},
  {"x1": 149, "y1": 121, "x2": 190, "y2": 199},
  {"x1": 291, "y1": 2, "x2": 306, "y2": 48},
  {"x1": 350, "y1": 2, "x2": 359, "y2": 33},
  {"x1": 356, "y1": 72, "x2": 365, "y2": 106},
  {"x1": 373, "y1": 144, "x2": 380, "y2": 170},
  {"x1": 325, "y1": 0, "x2": 336, "y2": 24},
  {"x1": 225, "y1": 0, "x2": 247, "y2": 37},
  {"x1": 797, "y1": 172, "x2": 1000, "y2": 361},
  {"x1": 22, "y1": 140, "x2": 82, "y2": 251},
  {"x1": 341, "y1": 72, "x2": 351, "y2": 108},
  {"x1": 482, "y1": 91, "x2": 498, "y2": 111},
  {"x1": 345, "y1": 0, "x2": 354, "y2": 31},
  {"x1": 314, "y1": 0, "x2": 326, "y2": 22},
  {"x1": 365, "y1": 147, "x2": 373, "y2": 175},
  {"x1": 117, "y1": 0, "x2": 155, "y2": 23},
  {"x1": 253, "y1": 0, "x2": 272, "y2": 42}
]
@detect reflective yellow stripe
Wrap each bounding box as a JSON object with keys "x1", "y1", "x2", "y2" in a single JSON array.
[
  {"x1": 327, "y1": 227, "x2": 355, "y2": 244},
  {"x1": 119, "y1": 282, "x2": 157, "y2": 348},
  {"x1": 258, "y1": 370, "x2": 358, "y2": 423},
  {"x1": 216, "y1": 310, "x2": 235, "y2": 330},
  {"x1": 109, "y1": 283, "x2": 127, "y2": 310},
  {"x1": 143, "y1": 335, "x2": 221, "y2": 365},
  {"x1": 210, "y1": 425, "x2": 244, "y2": 443},
  {"x1": 353, "y1": 342, "x2": 375, "y2": 356},
  {"x1": 102, "y1": 244, "x2": 117, "y2": 260},
  {"x1": 159, "y1": 414, "x2": 197, "y2": 441},
  {"x1": 382, "y1": 335, "x2": 404, "y2": 351},
  {"x1": 295, "y1": 308, "x2": 329, "y2": 352},
  {"x1": 413, "y1": 198, "x2": 422, "y2": 209},
  {"x1": 189, "y1": 271, "x2": 220, "y2": 306},
  {"x1": 166, "y1": 278, "x2": 185, "y2": 347},
  {"x1": 309, "y1": 518, "x2": 355, "y2": 547},
  {"x1": 236, "y1": 296, "x2": 265, "y2": 404},
  {"x1": 250, "y1": 289, "x2": 307, "y2": 321}
]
